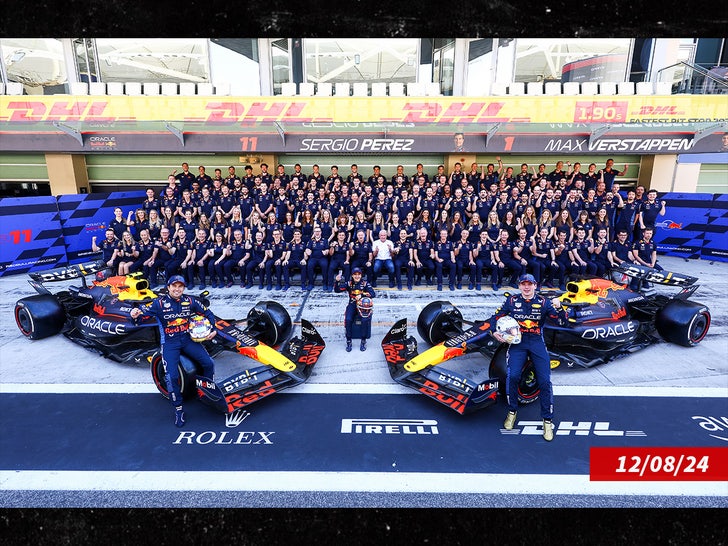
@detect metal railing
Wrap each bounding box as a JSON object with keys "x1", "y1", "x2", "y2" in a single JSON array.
[{"x1": 656, "y1": 61, "x2": 728, "y2": 95}]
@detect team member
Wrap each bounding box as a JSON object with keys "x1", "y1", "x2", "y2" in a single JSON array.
[
  {"x1": 486, "y1": 274, "x2": 568, "y2": 441},
  {"x1": 453, "y1": 229, "x2": 476, "y2": 290},
  {"x1": 282, "y1": 229, "x2": 308, "y2": 291},
  {"x1": 92, "y1": 228, "x2": 120, "y2": 270},
  {"x1": 392, "y1": 229, "x2": 415, "y2": 290},
  {"x1": 334, "y1": 267, "x2": 375, "y2": 352},
  {"x1": 434, "y1": 229, "x2": 456, "y2": 291},
  {"x1": 266, "y1": 228, "x2": 287, "y2": 290},
  {"x1": 245, "y1": 231, "x2": 268, "y2": 289},
  {"x1": 371, "y1": 229, "x2": 396, "y2": 288},
  {"x1": 223, "y1": 229, "x2": 250, "y2": 288},
  {"x1": 631, "y1": 227, "x2": 663, "y2": 271},
  {"x1": 412, "y1": 228, "x2": 435, "y2": 286},
  {"x1": 327, "y1": 230, "x2": 351, "y2": 292},
  {"x1": 305, "y1": 226, "x2": 331, "y2": 290},
  {"x1": 130, "y1": 275, "x2": 216, "y2": 427},
  {"x1": 149, "y1": 227, "x2": 176, "y2": 288}
]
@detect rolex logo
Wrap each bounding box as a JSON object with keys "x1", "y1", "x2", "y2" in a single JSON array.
[{"x1": 225, "y1": 410, "x2": 250, "y2": 428}]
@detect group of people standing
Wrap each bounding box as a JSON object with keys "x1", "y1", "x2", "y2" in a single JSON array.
[{"x1": 92, "y1": 158, "x2": 666, "y2": 291}]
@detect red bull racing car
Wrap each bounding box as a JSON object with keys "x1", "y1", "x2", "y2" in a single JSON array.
[
  {"x1": 13, "y1": 260, "x2": 325, "y2": 414},
  {"x1": 381, "y1": 263, "x2": 711, "y2": 414}
]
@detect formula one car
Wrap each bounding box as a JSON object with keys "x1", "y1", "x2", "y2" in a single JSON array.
[
  {"x1": 13, "y1": 260, "x2": 326, "y2": 414},
  {"x1": 381, "y1": 263, "x2": 710, "y2": 414}
]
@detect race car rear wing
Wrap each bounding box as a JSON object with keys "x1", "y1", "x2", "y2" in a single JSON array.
[
  {"x1": 28, "y1": 260, "x2": 107, "y2": 286},
  {"x1": 613, "y1": 263, "x2": 698, "y2": 286}
]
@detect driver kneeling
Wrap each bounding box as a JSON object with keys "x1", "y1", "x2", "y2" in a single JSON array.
[
  {"x1": 334, "y1": 267, "x2": 375, "y2": 352},
  {"x1": 484, "y1": 274, "x2": 568, "y2": 441},
  {"x1": 131, "y1": 275, "x2": 217, "y2": 427}
]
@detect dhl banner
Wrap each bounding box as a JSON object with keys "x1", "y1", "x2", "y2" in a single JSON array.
[{"x1": 1, "y1": 95, "x2": 726, "y2": 125}]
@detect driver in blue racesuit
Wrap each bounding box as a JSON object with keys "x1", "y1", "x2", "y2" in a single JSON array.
[
  {"x1": 484, "y1": 273, "x2": 568, "y2": 441},
  {"x1": 334, "y1": 267, "x2": 375, "y2": 352},
  {"x1": 130, "y1": 275, "x2": 217, "y2": 427}
]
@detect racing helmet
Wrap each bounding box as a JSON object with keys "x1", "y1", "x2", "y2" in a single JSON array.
[
  {"x1": 496, "y1": 316, "x2": 521, "y2": 344},
  {"x1": 357, "y1": 296, "x2": 374, "y2": 319},
  {"x1": 188, "y1": 314, "x2": 213, "y2": 342}
]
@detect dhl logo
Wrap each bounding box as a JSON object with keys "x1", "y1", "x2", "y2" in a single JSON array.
[
  {"x1": 634, "y1": 106, "x2": 685, "y2": 116},
  {"x1": 397, "y1": 101, "x2": 513, "y2": 123},
  {"x1": 3, "y1": 100, "x2": 115, "y2": 122}
]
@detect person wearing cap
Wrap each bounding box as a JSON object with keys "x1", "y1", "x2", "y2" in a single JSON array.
[
  {"x1": 334, "y1": 267, "x2": 375, "y2": 352},
  {"x1": 130, "y1": 275, "x2": 217, "y2": 428},
  {"x1": 484, "y1": 273, "x2": 568, "y2": 441}
]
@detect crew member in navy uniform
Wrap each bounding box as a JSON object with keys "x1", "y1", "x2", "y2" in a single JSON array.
[
  {"x1": 392, "y1": 229, "x2": 414, "y2": 290},
  {"x1": 174, "y1": 163, "x2": 196, "y2": 192},
  {"x1": 485, "y1": 274, "x2": 568, "y2": 441},
  {"x1": 434, "y1": 229, "x2": 456, "y2": 291},
  {"x1": 92, "y1": 228, "x2": 120, "y2": 270},
  {"x1": 412, "y1": 227, "x2": 435, "y2": 286},
  {"x1": 266, "y1": 228, "x2": 287, "y2": 290},
  {"x1": 282, "y1": 229, "x2": 308, "y2": 291},
  {"x1": 327, "y1": 230, "x2": 351, "y2": 292},
  {"x1": 334, "y1": 267, "x2": 376, "y2": 352},
  {"x1": 131, "y1": 275, "x2": 217, "y2": 427},
  {"x1": 305, "y1": 226, "x2": 331, "y2": 290},
  {"x1": 637, "y1": 189, "x2": 666, "y2": 241}
]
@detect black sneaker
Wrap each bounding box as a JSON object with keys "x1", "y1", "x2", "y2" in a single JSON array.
[
  {"x1": 346, "y1": 340, "x2": 353, "y2": 352},
  {"x1": 360, "y1": 339, "x2": 367, "y2": 351}
]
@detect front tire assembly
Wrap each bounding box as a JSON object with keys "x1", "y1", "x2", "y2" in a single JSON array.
[
  {"x1": 417, "y1": 300, "x2": 464, "y2": 345},
  {"x1": 150, "y1": 353, "x2": 199, "y2": 400},
  {"x1": 655, "y1": 300, "x2": 710, "y2": 347},
  {"x1": 245, "y1": 301, "x2": 292, "y2": 346},
  {"x1": 14, "y1": 294, "x2": 65, "y2": 340}
]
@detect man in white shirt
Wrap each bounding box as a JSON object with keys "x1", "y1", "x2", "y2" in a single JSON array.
[{"x1": 371, "y1": 229, "x2": 396, "y2": 288}]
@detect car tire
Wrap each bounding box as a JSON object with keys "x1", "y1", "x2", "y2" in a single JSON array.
[
  {"x1": 655, "y1": 300, "x2": 711, "y2": 347},
  {"x1": 14, "y1": 294, "x2": 65, "y2": 340},
  {"x1": 417, "y1": 300, "x2": 464, "y2": 345},
  {"x1": 489, "y1": 346, "x2": 540, "y2": 405},
  {"x1": 246, "y1": 301, "x2": 292, "y2": 347},
  {"x1": 150, "y1": 352, "x2": 199, "y2": 400}
]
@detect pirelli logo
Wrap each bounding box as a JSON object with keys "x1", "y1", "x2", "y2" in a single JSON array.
[{"x1": 340, "y1": 419, "x2": 439, "y2": 435}]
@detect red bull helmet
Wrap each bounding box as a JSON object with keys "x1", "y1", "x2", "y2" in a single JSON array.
[
  {"x1": 357, "y1": 296, "x2": 373, "y2": 319},
  {"x1": 188, "y1": 314, "x2": 213, "y2": 342},
  {"x1": 496, "y1": 316, "x2": 521, "y2": 344}
]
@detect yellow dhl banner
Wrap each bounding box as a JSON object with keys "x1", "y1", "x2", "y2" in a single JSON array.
[{"x1": 1, "y1": 95, "x2": 726, "y2": 124}]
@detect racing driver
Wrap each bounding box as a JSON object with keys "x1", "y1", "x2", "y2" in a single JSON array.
[
  {"x1": 486, "y1": 273, "x2": 567, "y2": 441},
  {"x1": 131, "y1": 275, "x2": 217, "y2": 427}
]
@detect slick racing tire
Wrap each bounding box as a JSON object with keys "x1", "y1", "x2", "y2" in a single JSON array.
[
  {"x1": 489, "y1": 347, "x2": 540, "y2": 405},
  {"x1": 14, "y1": 294, "x2": 65, "y2": 340},
  {"x1": 246, "y1": 300, "x2": 292, "y2": 347},
  {"x1": 417, "y1": 300, "x2": 464, "y2": 345},
  {"x1": 150, "y1": 353, "x2": 199, "y2": 400},
  {"x1": 655, "y1": 300, "x2": 711, "y2": 347}
]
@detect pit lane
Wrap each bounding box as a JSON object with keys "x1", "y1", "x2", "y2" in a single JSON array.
[{"x1": 1, "y1": 255, "x2": 726, "y2": 507}]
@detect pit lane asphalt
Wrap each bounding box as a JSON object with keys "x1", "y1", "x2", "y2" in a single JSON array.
[{"x1": 1, "y1": 255, "x2": 726, "y2": 508}]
